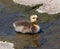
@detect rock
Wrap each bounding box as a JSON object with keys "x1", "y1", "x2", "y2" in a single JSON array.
[
  {"x1": 0, "y1": 41, "x2": 14, "y2": 49},
  {"x1": 13, "y1": 0, "x2": 60, "y2": 14},
  {"x1": 36, "y1": 0, "x2": 60, "y2": 14},
  {"x1": 13, "y1": 0, "x2": 45, "y2": 6}
]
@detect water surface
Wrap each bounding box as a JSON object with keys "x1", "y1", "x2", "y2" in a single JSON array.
[{"x1": 0, "y1": 0, "x2": 60, "y2": 49}]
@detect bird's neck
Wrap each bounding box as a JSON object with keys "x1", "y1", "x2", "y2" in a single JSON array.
[
  {"x1": 32, "y1": 22, "x2": 40, "y2": 32},
  {"x1": 32, "y1": 22, "x2": 37, "y2": 27}
]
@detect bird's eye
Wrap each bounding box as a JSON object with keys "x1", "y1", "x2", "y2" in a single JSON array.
[{"x1": 33, "y1": 17, "x2": 35, "y2": 19}]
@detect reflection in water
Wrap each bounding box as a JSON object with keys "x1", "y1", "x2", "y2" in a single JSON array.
[
  {"x1": 15, "y1": 33, "x2": 40, "y2": 49},
  {"x1": 0, "y1": 32, "x2": 40, "y2": 49}
]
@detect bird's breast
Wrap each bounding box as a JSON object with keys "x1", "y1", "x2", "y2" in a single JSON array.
[{"x1": 33, "y1": 25, "x2": 40, "y2": 33}]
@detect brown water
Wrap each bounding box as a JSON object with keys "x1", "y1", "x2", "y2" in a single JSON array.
[{"x1": 0, "y1": 33, "x2": 40, "y2": 49}]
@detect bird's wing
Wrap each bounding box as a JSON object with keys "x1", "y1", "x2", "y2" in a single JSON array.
[
  {"x1": 14, "y1": 21, "x2": 31, "y2": 26},
  {"x1": 14, "y1": 21, "x2": 32, "y2": 32}
]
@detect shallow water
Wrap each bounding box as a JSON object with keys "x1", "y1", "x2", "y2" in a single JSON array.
[{"x1": 0, "y1": 0, "x2": 60, "y2": 49}]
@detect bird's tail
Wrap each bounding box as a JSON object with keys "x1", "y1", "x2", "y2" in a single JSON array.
[{"x1": 13, "y1": 23, "x2": 16, "y2": 28}]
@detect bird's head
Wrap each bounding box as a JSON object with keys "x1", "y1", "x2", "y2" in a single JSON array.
[{"x1": 30, "y1": 15, "x2": 38, "y2": 23}]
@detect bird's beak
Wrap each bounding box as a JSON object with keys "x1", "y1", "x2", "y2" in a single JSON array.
[{"x1": 37, "y1": 18, "x2": 38, "y2": 20}]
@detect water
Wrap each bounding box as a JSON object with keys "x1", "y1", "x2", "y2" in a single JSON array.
[{"x1": 0, "y1": 0, "x2": 60, "y2": 49}]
